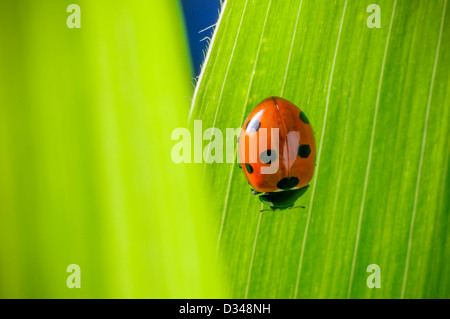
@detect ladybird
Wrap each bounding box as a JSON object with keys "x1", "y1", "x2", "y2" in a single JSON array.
[{"x1": 238, "y1": 97, "x2": 316, "y2": 211}]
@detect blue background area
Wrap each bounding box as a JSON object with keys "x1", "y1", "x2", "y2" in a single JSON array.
[{"x1": 180, "y1": 0, "x2": 222, "y2": 76}]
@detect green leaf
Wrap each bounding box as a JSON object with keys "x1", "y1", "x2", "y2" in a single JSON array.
[
  {"x1": 191, "y1": 0, "x2": 450, "y2": 298},
  {"x1": 0, "y1": 0, "x2": 223, "y2": 298}
]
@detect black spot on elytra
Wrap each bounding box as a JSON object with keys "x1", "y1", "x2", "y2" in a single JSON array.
[
  {"x1": 299, "y1": 111, "x2": 310, "y2": 124},
  {"x1": 260, "y1": 149, "x2": 277, "y2": 164},
  {"x1": 298, "y1": 144, "x2": 311, "y2": 158},
  {"x1": 277, "y1": 177, "x2": 299, "y2": 190},
  {"x1": 246, "y1": 119, "x2": 261, "y2": 133},
  {"x1": 245, "y1": 163, "x2": 254, "y2": 174}
]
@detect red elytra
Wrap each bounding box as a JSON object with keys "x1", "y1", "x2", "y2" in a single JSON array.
[{"x1": 238, "y1": 97, "x2": 316, "y2": 208}]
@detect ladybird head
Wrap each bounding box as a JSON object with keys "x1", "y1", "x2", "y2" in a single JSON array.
[{"x1": 258, "y1": 185, "x2": 309, "y2": 210}]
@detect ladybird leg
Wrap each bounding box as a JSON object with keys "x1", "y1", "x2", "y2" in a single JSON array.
[{"x1": 252, "y1": 190, "x2": 262, "y2": 195}]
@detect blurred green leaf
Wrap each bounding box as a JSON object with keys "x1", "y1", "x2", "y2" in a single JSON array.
[
  {"x1": 0, "y1": 0, "x2": 224, "y2": 298},
  {"x1": 191, "y1": 0, "x2": 450, "y2": 298}
]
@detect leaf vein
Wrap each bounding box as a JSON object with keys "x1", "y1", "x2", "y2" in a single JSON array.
[
  {"x1": 294, "y1": 0, "x2": 349, "y2": 299},
  {"x1": 401, "y1": 0, "x2": 447, "y2": 298},
  {"x1": 346, "y1": 0, "x2": 397, "y2": 299}
]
